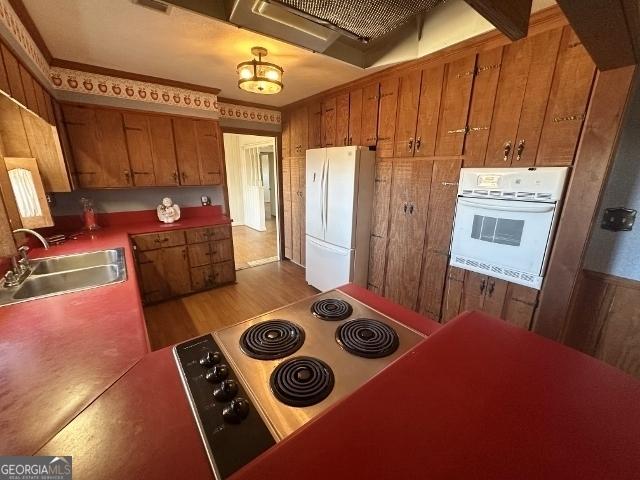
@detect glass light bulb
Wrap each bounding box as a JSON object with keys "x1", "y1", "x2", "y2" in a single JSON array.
[
  {"x1": 239, "y1": 67, "x2": 253, "y2": 79},
  {"x1": 265, "y1": 69, "x2": 280, "y2": 81}
]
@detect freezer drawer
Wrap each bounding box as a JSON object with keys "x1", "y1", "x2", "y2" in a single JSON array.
[{"x1": 305, "y1": 236, "x2": 354, "y2": 292}]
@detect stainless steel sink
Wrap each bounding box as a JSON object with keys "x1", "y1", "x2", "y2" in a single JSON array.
[
  {"x1": 0, "y1": 248, "x2": 127, "y2": 307},
  {"x1": 30, "y1": 249, "x2": 122, "y2": 275}
]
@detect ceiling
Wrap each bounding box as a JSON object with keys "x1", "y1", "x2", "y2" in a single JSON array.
[
  {"x1": 22, "y1": 0, "x2": 374, "y2": 107},
  {"x1": 22, "y1": 0, "x2": 556, "y2": 108}
]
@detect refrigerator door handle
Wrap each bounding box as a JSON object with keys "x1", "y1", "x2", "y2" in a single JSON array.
[
  {"x1": 324, "y1": 159, "x2": 330, "y2": 232},
  {"x1": 320, "y1": 158, "x2": 326, "y2": 232}
]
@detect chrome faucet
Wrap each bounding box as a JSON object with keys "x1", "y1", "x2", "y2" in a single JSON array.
[
  {"x1": 13, "y1": 228, "x2": 49, "y2": 249},
  {"x1": 3, "y1": 229, "x2": 49, "y2": 287}
]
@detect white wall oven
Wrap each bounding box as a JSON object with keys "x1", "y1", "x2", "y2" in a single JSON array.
[{"x1": 450, "y1": 167, "x2": 569, "y2": 289}]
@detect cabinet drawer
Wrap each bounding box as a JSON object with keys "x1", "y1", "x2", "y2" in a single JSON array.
[
  {"x1": 191, "y1": 265, "x2": 214, "y2": 291},
  {"x1": 188, "y1": 243, "x2": 211, "y2": 267},
  {"x1": 186, "y1": 227, "x2": 215, "y2": 244},
  {"x1": 132, "y1": 233, "x2": 161, "y2": 251},
  {"x1": 211, "y1": 239, "x2": 233, "y2": 263},
  {"x1": 212, "y1": 260, "x2": 235, "y2": 285},
  {"x1": 160, "y1": 230, "x2": 185, "y2": 247},
  {"x1": 210, "y1": 225, "x2": 231, "y2": 241}
]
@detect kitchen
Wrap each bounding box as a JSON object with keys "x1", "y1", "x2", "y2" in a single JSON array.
[{"x1": 1, "y1": 0, "x2": 639, "y2": 478}]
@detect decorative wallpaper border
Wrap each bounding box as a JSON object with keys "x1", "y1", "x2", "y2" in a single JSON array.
[
  {"x1": 0, "y1": 0, "x2": 281, "y2": 125},
  {"x1": 218, "y1": 102, "x2": 281, "y2": 124}
]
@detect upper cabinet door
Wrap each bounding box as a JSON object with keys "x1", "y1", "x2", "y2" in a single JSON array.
[
  {"x1": 322, "y1": 97, "x2": 337, "y2": 147},
  {"x1": 414, "y1": 64, "x2": 444, "y2": 157},
  {"x1": 61, "y1": 104, "x2": 102, "y2": 188},
  {"x1": 536, "y1": 26, "x2": 596, "y2": 166},
  {"x1": 335, "y1": 93, "x2": 350, "y2": 147},
  {"x1": 376, "y1": 77, "x2": 399, "y2": 158},
  {"x1": 281, "y1": 114, "x2": 291, "y2": 158},
  {"x1": 291, "y1": 106, "x2": 308, "y2": 155},
  {"x1": 435, "y1": 54, "x2": 476, "y2": 156},
  {"x1": 149, "y1": 115, "x2": 179, "y2": 186},
  {"x1": 484, "y1": 40, "x2": 533, "y2": 166},
  {"x1": 512, "y1": 29, "x2": 563, "y2": 166},
  {"x1": 173, "y1": 117, "x2": 201, "y2": 186},
  {"x1": 123, "y1": 112, "x2": 157, "y2": 186},
  {"x1": 393, "y1": 70, "x2": 422, "y2": 158},
  {"x1": 308, "y1": 101, "x2": 322, "y2": 149},
  {"x1": 4, "y1": 156, "x2": 53, "y2": 229},
  {"x1": 463, "y1": 47, "x2": 503, "y2": 166},
  {"x1": 195, "y1": 120, "x2": 223, "y2": 185},
  {"x1": 348, "y1": 89, "x2": 362, "y2": 146},
  {"x1": 1, "y1": 45, "x2": 26, "y2": 106},
  {"x1": 94, "y1": 109, "x2": 131, "y2": 187},
  {"x1": 361, "y1": 83, "x2": 379, "y2": 147}
]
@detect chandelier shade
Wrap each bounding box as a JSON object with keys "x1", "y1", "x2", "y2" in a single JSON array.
[{"x1": 237, "y1": 47, "x2": 283, "y2": 95}]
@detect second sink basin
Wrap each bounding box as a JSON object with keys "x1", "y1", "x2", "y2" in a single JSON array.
[{"x1": 31, "y1": 249, "x2": 122, "y2": 275}]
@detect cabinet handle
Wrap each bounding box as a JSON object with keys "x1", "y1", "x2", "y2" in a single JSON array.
[
  {"x1": 441, "y1": 181, "x2": 459, "y2": 187},
  {"x1": 408, "y1": 137, "x2": 413, "y2": 152},
  {"x1": 349, "y1": 136, "x2": 352, "y2": 145},
  {"x1": 181, "y1": 172, "x2": 187, "y2": 182},
  {"x1": 415, "y1": 137, "x2": 421, "y2": 152},
  {"x1": 403, "y1": 203, "x2": 408, "y2": 214},
  {"x1": 182, "y1": 249, "x2": 187, "y2": 260},
  {"x1": 447, "y1": 127, "x2": 468, "y2": 135},
  {"x1": 124, "y1": 170, "x2": 131, "y2": 183},
  {"x1": 515, "y1": 139, "x2": 525, "y2": 162},
  {"x1": 488, "y1": 280, "x2": 495, "y2": 297},
  {"x1": 161, "y1": 238, "x2": 169, "y2": 242},
  {"x1": 172, "y1": 171, "x2": 179, "y2": 183},
  {"x1": 480, "y1": 279, "x2": 486, "y2": 294},
  {"x1": 409, "y1": 203, "x2": 414, "y2": 215},
  {"x1": 343, "y1": 137, "x2": 347, "y2": 146},
  {"x1": 503, "y1": 141, "x2": 512, "y2": 162}
]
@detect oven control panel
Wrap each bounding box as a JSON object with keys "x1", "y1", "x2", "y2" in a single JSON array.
[{"x1": 174, "y1": 334, "x2": 275, "y2": 479}]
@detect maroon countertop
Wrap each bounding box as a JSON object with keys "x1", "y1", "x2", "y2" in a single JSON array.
[
  {"x1": 33, "y1": 285, "x2": 640, "y2": 479},
  {"x1": 0, "y1": 206, "x2": 230, "y2": 455}
]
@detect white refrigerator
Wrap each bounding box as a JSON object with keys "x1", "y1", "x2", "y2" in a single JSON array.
[{"x1": 305, "y1": 146, "x2": 375, "y2": 291}]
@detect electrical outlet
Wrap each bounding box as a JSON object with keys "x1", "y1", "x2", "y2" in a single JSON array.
[{"x1": 601, "y1": 207, "x2": 636, "y2": 231}]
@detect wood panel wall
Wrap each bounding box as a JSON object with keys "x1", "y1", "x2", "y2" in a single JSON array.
[{"x1": 563, "y1": 270, "x2": 640, "y2": 378}]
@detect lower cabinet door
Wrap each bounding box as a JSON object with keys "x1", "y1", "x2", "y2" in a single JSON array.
[
  {"x1": 191, "y1": 264, "x2": 214, "y2": 291},
  {"x1": 212, "y1": 260, "x2": 236, "y2": 285},
  {"x1": 188, "y1": 242, "x2": 211, "y2": 267},
  {"x1": 162, "y1": 246, "x2": 192, "y2": 296},
  {"x1": 211, "y1": 239, "x2": 233, "y2": 263},
  {"x1": 137, "y1": 249, "x2": 168, "y2": 303}
]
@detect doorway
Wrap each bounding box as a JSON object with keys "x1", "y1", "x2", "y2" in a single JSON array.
[{"x1": 223, "y1": 133, "x2": 279, "y2": 270}]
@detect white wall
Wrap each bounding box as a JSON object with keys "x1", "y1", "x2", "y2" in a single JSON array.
[
  {"x1": 584, "y1": 76, "x2": 640, "y2": 281},
  {"x1": 50, "y1": 185, "x2": 224, "y2": 215}
]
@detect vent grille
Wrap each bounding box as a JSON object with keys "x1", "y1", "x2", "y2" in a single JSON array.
[
  {"x1": 461, "y1": 189, "x2": 555, "y2": 201},
  {"x1": 451, "y1": 255, "x2": 541, "y2": 289},
  {"x1": 132, "y1": 0, "x2": 171, "y2": 14},
  {"x1": 273, "y1": 0, "x2": 444, "y2": 41}
]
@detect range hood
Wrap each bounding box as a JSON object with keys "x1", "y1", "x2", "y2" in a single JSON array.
[{"x1": 162, "y1": 0, "x2": 446, "y2": 68}]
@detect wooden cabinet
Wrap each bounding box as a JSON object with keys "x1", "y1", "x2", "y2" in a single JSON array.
[
  {"x1": 361, "y1": 83, "x2": 380, "y2": 147},
  {"x1": 335, "y1": 93, "x2": 350, "y2": 147},
  {"x1": 290, "y1": 106, "x2": 308, "y2": 155},
  {"x1": 62, "y1": 105, "x2": 132, "y2": 187},
  {"x1": 308, "y1": 101, "x2": 322, "y2": 148},
  {"x1": 133, "y1": 225, "x2": 234, "y2": 304},
  {"x1": 442, "y1": 266, "x2": 538, "y2": 328},
  {"x1": 463, "y1": 47, "x2": 503, "y2": 166},
  {"x1": 287, "y1": 156, "x2": 305, "y2": 266},
  {"x1": 393, "y1": 71, "x2": 422, "y2": 157},
  {"x1": 348, "y1": 89, "x2": 362, "y2": 146},
  {"x1": 383, "y1": 159, "x2": 432, "y2": 310},
  {"x1": 281, "y1": 113, "x2": 291, "y2": 158},
  {"x1": 536, "y1": 26, "x2": 596, "y2": 166},
  {"x1": 376, "y1": 78, "x2": 399, "y2": 158},
  {"x1": 1, "y1": 44, "x2": 26, "y2": 106},
  {"x1": 414, "y1": 64, "x2": 444, "y2": 157},
  {"x1": 123, "y1": 113, "x2": 179, "y2": 186},
  {"x1": 484, "y1": 29, "x2": 563, "y2": 166},
  {"x1": 173, "y1": 117, "x2": 224, "y2": 186},
  {"x1": 416, "y1": 158, "x2": 462, "y2": 319},
  {"x1": 321, "y1": 97, "x2": 337, "y2": 147},
  {"x1": 367, "y1": 159, "x2": 392, "y2": 294}
]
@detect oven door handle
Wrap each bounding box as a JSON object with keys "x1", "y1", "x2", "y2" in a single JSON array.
[{"x1": 458, "y1": 198, "x2": 555, "y2": 214}]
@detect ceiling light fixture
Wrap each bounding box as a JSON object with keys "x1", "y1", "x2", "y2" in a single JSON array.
[{"x1": 237, "y1": 47, "x2": 283, "y2": 95}]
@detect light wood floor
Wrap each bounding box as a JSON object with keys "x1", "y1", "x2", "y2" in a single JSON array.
[
  {"x1": 144, "y1": 260, "x2": 318, "y2": 350},
  {"x1": 233, "y1": 217, "x2": 278, "y2": 270}
]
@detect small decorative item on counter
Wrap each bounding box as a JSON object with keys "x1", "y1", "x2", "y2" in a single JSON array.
[
  {"x1": 157, "y1": 197, "x2": 181, "y2": 223},
  {"x1": 80, "y1": 197, "x2": 100, "y2": 231}
]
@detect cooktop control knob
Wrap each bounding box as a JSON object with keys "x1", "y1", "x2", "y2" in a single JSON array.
[
  {"x1": 222, "y1": 397, "x2": 250, "y2": 424},
  {"x1": 199, "y1": 351, "x2": 221, "y2": 368},
  {"x1": 213, "y1": 379, "x2": 238, "y2": 401},
  {"x1": 205, "y1": 364, "x2": 229, "y2": 383}
]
